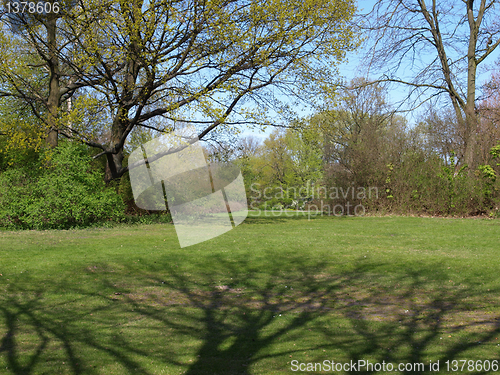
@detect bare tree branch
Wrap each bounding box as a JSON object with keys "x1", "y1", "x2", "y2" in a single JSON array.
[{"x1": 360, "y1": 0, "x2": 500, "y2": 170}]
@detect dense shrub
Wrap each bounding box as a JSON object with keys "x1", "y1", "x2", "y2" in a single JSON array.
[
  {"x1": 320, "y1": 147, "x2": 500, "y2": 217},
  {"x1": 357, "y1": 152, "x2": 499, "y2": 217},
  {"x1": 0, "y1": 142, "x2": 125, "y2": 229}
]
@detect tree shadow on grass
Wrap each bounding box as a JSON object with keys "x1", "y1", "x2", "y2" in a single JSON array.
[{"x1": 1, "y1": 255, "x2": 500, "y2": 374}]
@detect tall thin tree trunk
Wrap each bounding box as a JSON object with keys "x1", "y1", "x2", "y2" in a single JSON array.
[
  {"x1": 464, "y1": 0, "x2": 479, "y2": 172},
  {"x1": 46, "y1": 16, "x2": 60, "y2": 148}
]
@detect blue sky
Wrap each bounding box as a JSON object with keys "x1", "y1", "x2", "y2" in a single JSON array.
[{"x1": 242, "y1": 0, "x2": 500, "y2": 141}]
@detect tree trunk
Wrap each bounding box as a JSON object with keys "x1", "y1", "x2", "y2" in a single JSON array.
[
  {"x1": 105, "y1": 151, "x2": 125, "y2": 183},
  {"x1": 104, "y1": 106, "x2": 129, "y2": 182},
  {"x1": 464, "y1": 0, "x2": 479, "y2": 172},
  {"x1": 463, "y1": 107, "x2": 478, "y2": 171},
  {"x1": 103, "y1": 1, "x2": 142, "y2": 182},
  {"x1": 46, "y1": 16, "x2": 60, "y2": 149}
]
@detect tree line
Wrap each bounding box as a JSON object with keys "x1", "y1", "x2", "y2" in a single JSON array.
[
  {"x1": 1, "y1": 0, "x2": 500, "y2": 228},
  {"x1": 214, "y1": 78, "x2": 500, "y2": 217}
]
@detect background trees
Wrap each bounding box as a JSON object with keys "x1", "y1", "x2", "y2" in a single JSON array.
[
  {"x1": 361, "y1": 0, "x2": 500, "y2": 171},
  {"x1": 236, "y1": 76, "x2": 500, "y2": 217},
  {"x1": 478, "y1": 71, "x2": 500, "y2": 164}
]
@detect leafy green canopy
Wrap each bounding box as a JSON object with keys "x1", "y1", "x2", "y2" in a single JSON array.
[{"x1": 0, "y1": 0, "x2": 358, "y2": 180}]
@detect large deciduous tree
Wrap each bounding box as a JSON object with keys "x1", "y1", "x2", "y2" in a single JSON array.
[
  {"x1": 361, "y1": 0, "x2": 500, "y2": 171},
  {"x1": 2, "y1": 0, "x2": 358, "y2": 181}
]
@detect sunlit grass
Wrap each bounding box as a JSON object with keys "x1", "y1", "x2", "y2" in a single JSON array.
[{"x1": 1, "y1": 215, "x2": 500, "y2": 374}]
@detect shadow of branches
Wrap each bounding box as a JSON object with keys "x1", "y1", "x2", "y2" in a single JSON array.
[{"x1": 1, "y1": 253, "x2": 500, "y2": 374}]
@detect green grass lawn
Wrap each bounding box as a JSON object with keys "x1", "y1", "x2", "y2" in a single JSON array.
[{"x1": 1, "y1": 214, "x2": 500, "y2": 374}]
